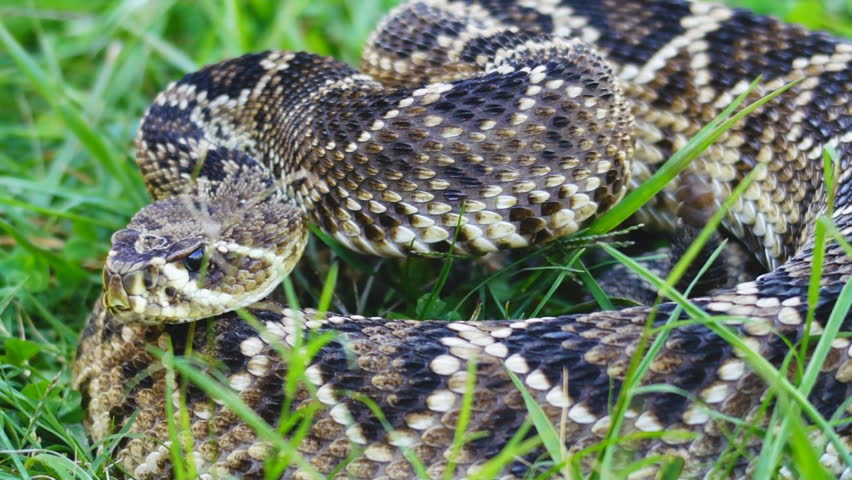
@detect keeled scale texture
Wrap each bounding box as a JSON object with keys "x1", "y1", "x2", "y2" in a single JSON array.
[
  {"x1": 135, "y1": 42, "x2": 633, "y2": 257},
  {"x1": 73, "y1": 0, "x2": 851, "y2": 478}
]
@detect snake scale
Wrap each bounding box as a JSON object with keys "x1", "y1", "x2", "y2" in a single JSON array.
[{"x1": 72, "y1": 0, "x2": 851, "y2": 478}]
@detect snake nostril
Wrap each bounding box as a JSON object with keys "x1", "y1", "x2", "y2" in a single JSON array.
[
  {"x1": 104, "y1": 273, "x2": 131, "y2": 311},
  {"x1": 143, "y1": 266, "x2": 158, "y2": 289}
]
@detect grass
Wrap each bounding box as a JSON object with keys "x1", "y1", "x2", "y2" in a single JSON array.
[{"x1": 0, "y1": 1, "x2": 850, "y2": 479}]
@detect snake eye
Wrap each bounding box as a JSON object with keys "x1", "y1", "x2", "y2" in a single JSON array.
[{"x1": 183, "y1": 247, "x2": 205, "y2": 272}]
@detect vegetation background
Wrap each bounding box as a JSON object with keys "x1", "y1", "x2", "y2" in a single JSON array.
[{"x1": 0, "y1": 0, "x2": 849, "y2": 478}]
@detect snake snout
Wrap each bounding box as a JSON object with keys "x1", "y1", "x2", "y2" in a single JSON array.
[
  {"x1": 103, "y1": 271, "x2": 131, "y2": 313},
  {"x1": 103, "y1": 269, "x2": 149, "y2": 318}
]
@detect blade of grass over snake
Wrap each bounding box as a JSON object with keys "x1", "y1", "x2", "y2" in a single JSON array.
[
  {"x1": 800, "y1": 151, "x2": 837, "y2": 357},
  {"x1": 449, "y1": 238, "x2": 570, "y2": 317},
  {"x1": 658, "y1": 457, "x2": 686, "y2": 480},
  {"x1": 665, "y1": 163, "x2": 764, "y2": 291},
  {"x1": 577, "y1": 259, "x2": 616, "y2": 311},
  {"x1": 276, "y1": 277, "x2": 308, "y2": 409},
  {"x1": 309, "y1": 224, "x2": 375, "y2": 274},
  {"x1": 505, "y1": 367, "x2": 570, "y2": 478},
  {"x1": 161, "y1": 339, "x2": 199, "y2": 480},
  {"x1": 632, "y1": 240, "x2": 728, "y2": 382},
  {"x1": 351, "y1": 394, "x2": 430, "y2": 479},
  {"x1": 444, "y1": 357, "x2": 479, "y2": 480},
  {"x1": 753, "y1": 147, "x2": 842, "y2": 477},
  {"x1": 597, "y1": 240, "x2": 728, "y2": 477},
  {"x1": 597, "y1": 151, "x2": 765, "y2": 476},
  {"x1": 598, "y1": 244, "x2": 852, "y2": 468},
  {"x1": 787, "y1": 416, "x2": 835, "y2": 479},
  {"x1": 466, "y1": 426, "x2": 541, "y2": 480},
  {"x1": 159, "y1": 352, "x2": 324, "y2": 479},
  {"x1": 585, "y1": 76, "x2": 800, "y2": 236},
  {"x1": 234, "y1": 282, "x2": 339, "y2": 478},
  {"x1": 528, "y1": 249, "x2": 586, "y2": 318},
  {"x1": 623, "y1": 244, "x2": 772, "y2": 476},
  {"x1": 822, "y1": 218, "x2": 852, "y2": 257},
  {"x1": 802, "y1": 148, "x2": 841, "y2": 358},
  {"x1": 612, "y1": 455, "x2": 675, "y2": 480},
  {"x1": 754, "y1": 231, "x2": 850, "y2": 478},
  {"x1": 418, "y1": 204, "x2": 466, "y2": 320}
]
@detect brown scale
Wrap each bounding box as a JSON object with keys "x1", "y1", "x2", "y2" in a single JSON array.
[
  {"x1": 366, "y1": 1, "x2": 846, "y2": 269},
  {"x1": 291, "y1": 38, "x2": 630, "y2": 254},
  {"x1": 75, "y1": 255, "x2": 852, "y2": 479}
]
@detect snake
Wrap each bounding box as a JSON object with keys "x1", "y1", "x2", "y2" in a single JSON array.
[{"x1": 71, "y1": 0, "x2": 852, "y2": 478}]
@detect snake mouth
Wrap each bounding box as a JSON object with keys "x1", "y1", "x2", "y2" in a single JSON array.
[{"x1": 101, "y1": 261, "x2": 282, "y2": 324}]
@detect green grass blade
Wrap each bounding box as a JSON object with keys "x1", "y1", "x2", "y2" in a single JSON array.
[
  {"x1": 160, "y1": 352, "x2": 324, "y2": 479},
  {"x1": 586, "y1": 76, "x2": 800, "y2": 235},
  {"x1": 597, "y1": 160, "x2": 764, "y2": 476},
  {"x1": 528, "y1": 249, "x2": 585, "y2": 318},
  {"x1": 600, "y1": 244, "x2": 852, "y2": 468},
  {"x1": 0, "y1": 21, "x2": 144, "y2": 204},
  {"x1": 444, "y1": 357, "x2": 478, "y2": 480},
  {"x1": 754, "y1": 260, "x2": 852, "y2": 478},
  {"x1": 315, "y1": 260, "x2": 339, "y2": 315},
  {"x1": 505, "y1": 366, "x2": 569, "y2": 477}
]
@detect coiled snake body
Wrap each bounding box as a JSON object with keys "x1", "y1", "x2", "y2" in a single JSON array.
[{"x1": 72, "y1": 0, "x2": 851, "y2": 478}]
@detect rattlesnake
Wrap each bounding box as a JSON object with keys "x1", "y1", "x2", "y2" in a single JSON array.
[{"x1": 72, "y1": 0, "x2": 851, "y2": 478}]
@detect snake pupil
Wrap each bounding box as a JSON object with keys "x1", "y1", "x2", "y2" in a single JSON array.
[{"x1": 184, "y1": 247, "x2": 205, "y2": 272}]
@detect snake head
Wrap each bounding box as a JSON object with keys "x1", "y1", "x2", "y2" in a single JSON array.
[{"x1": 103, "y1": 190, "x2": 308, "y2": 324}]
